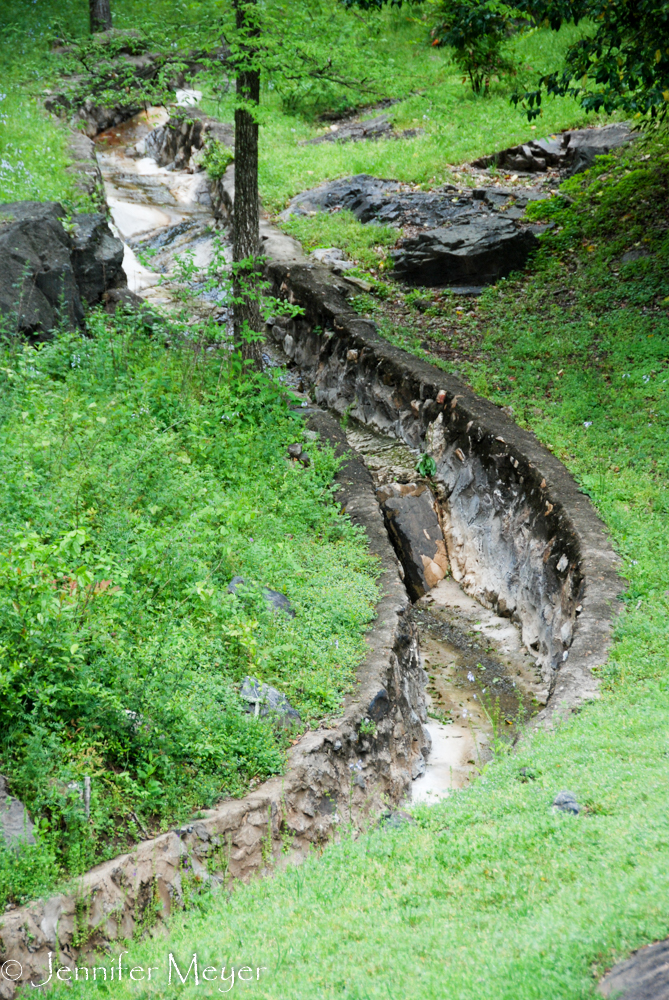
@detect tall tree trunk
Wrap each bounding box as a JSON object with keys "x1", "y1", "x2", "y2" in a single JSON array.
[
  {"x1": 89, "y1": 0, "x2": 112, "y2": 32},
  {"x1": 232, "y1": 0, "x2": 263, "y2": 370}
]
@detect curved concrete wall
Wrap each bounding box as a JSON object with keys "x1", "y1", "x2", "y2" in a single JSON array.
[{"x1": 262, "y1": 227, "x2": 622, "y2": 711}]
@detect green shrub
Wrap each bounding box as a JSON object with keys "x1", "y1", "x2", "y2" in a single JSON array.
[
  {"x1": 0, "y1": 309, "x2": 379, "y2": 905},
  {"x1": 429, "y1": 0, "x2": 524, "y2": 94}
]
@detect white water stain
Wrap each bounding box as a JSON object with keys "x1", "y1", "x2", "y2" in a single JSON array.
[
  {"x1": 95, "y1": 107, "x2": 231, "y2": 316},
  {"x1": 412, "y1": 720, "x2": 488, "y2": 803}
]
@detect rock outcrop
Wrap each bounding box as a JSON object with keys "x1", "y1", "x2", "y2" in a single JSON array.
[
  {"x1": 391, "y1": 216, "x2": 538, "y2": 287},
  {"x1": 471, "y1": 122, "x2": 633, "y2": 176},
  {"x1": 143, "y1": 108, "x2": 234, "y2": 172},
  {"x1": 302, "y1": 113, "x2": 423, "y2": 146},
  {"x1": 0, "y1": 202, "x2": 126, "y2": 337},
  {"x1": 281, "y1": 175, "x2": 546, "y2": 287}
]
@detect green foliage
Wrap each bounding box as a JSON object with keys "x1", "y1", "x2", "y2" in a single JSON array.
[
  {"x1": 0, "y1": 310, "x2": 378, "y2": 906},
  {"x1": 429, "y1": 0, "x2": 526, "y2": 94},
  {"x1": 416, "y1": 453, "x2": 437, "y2": 477},
  {"x1": 513, "y1": 0, "x2": 669, "y2": 121},
  {"x1": 200, "y1": 139, "x2": 235, "y2": 181},
  {"x1": 282, "y1": 209, "x2": 397, "y2": 273}
]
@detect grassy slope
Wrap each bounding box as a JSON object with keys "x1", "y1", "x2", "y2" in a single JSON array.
[
  {"x1": 49, "y1": 126, "x2": 669, "y2": 1000},
  {"x1": 0, "y1": 312, "x2": 380, "y2": 907}
]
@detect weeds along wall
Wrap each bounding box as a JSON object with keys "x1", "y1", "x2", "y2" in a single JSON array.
[{"x1": 263, "y1": 240, "x2": 622, "y2": 711}]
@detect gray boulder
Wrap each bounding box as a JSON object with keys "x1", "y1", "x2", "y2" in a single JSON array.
[
  {"x1": 71, "y1": 213, "x2": 125, "y2": 305},
  {"x1": 0, "y1": 201, "x2": 126, "y2": 337},
  {"x1": 240, "y1": 676, "x2": 301, "y2": 727},
  {"x1": 391, "y1": 216, "x2": 537, "y2": 287},
  {"x1": 552, "y1": 790, "x2": 580, "y2": 814},
  {"x1": 0, "y1": 201, "x2": 84, "y2": 336},
  {"x1": 0, "y1": 775, "x2": 35, "y2": 847},
  {"x1": 377, "y1": 483, "x2": 449, "y2": 601},
  {"x1": 302, "y1": 114, "x2": 423, "y2": 147},
  {"x1": 566, "y1": 122, "x2": 633, "y2": 176},
  {"x1": 228, "y1": 576, "x2": 296, "y2": 617}
]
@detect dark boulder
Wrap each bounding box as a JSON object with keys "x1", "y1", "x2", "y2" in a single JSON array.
[
  {"x1": 471, "y1": 122, "x2": 633, "y2": 176},
  {"x1": 377, "y1": 483, "x2": 449, "y2": 601},
  {"x1": 391, "y1": 217, "x2": 537, "y2": 287},
  {"x1": 0, "y1": 775, "x2": 35, "y2": 847},
  {"x1": 0, "y1": 201, "x2": 127, "y2": 337},
  {"x1": 240, "y1": 676, "x2": 301, "y2": 727},
  {"x1": 0, "y1": 201, "x2": 83, "y2": 336},
  {"x1": 71, "y1": 213, "x2": 125, "y2": 305}
]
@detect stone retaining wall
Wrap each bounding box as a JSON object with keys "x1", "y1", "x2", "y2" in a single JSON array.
[
  {"x1": 0, "y1": 411, "x2": 429, "y2": 997},
  {"x1": 260, "y1": 227, "x2": 623, "y2": 712}
]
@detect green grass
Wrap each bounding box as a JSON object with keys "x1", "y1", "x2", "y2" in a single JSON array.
[
  {"x1": 0, "y1": 311, "x2": 378, "y2": 907},
  {"x1": 43, "y1": 113, "x2": 669, "y2": 1000}
]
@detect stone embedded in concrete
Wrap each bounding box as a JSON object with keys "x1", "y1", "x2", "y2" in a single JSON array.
[
  {"x1": 263, "y1": 250, "x2": 622, "y2": 709},
  {"x1": 0, "y1": 408, "x2": 429, "y2": 995},
  {"x1": 0, "y1": 775, "x2": 35, "y2": 847},
  {"x1": 391, "y1": 217, "x2": 538, "y2": 287},
  {"x1": 378, "y1": 483, "x2": 449, "y2": 600}
]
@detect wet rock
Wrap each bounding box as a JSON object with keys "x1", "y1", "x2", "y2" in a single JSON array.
[
  {"x1": 378, "y1": 483, "x2": 449, "y2": 601},
  {"x1": 0, "y1": 775, "x2": 35, "y2": 847},
  {"x1": 471, "y1": 122, "x2": 633, "y2": 176},
  {"x1": 0, "y1": 201, "x2": 129, "y2": 336},
  {"x1": 228, "y1": 576, "x2": 296, "y2": 617},
  {"x1": 392, "y1": 217, "x2": 537, "y2": 287},
  {"x1": 552, "y1": 790, "x2": 580, "y2": 814},
  {"x1": 240, "y1": 676, "x2": 301, "y2": 726},
  {"x1": 71, "y1": 213, "x2": 125, "y2": 305},
  {"x1": 144, "y1": 110, "x2": 234, "y2": 172},
  {"x1": 0, "y1": 201, "x2": 84, "y2": 336}
]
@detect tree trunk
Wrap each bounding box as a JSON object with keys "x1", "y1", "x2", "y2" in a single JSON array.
[
  {"x1": 232, "y1": 0, "x2": 263, "y2": 370},
  {"x1": 89, "y1": 0, "x2": 112, "y2": 32}
]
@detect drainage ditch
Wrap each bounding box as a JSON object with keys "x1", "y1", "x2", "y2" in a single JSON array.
[{"x1": 94, "y1": 105, "x2": 596, "y2": 805}]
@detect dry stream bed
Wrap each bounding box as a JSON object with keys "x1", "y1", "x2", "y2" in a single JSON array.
[{"x1": 95, "y1": 108, "x2": 545, "y2": 809}]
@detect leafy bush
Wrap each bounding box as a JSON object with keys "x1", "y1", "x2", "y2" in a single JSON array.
[
  {"x1": 0, "y1": 309, "x2": 378, "y2": 905},
  {"x1": 429, "y1": 0, "x2": 523, "y2": 94}
]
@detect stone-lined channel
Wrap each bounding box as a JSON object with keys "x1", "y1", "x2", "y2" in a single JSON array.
[{"x1": 96, "y1": 108, "x2": 545, "y2": 806}]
